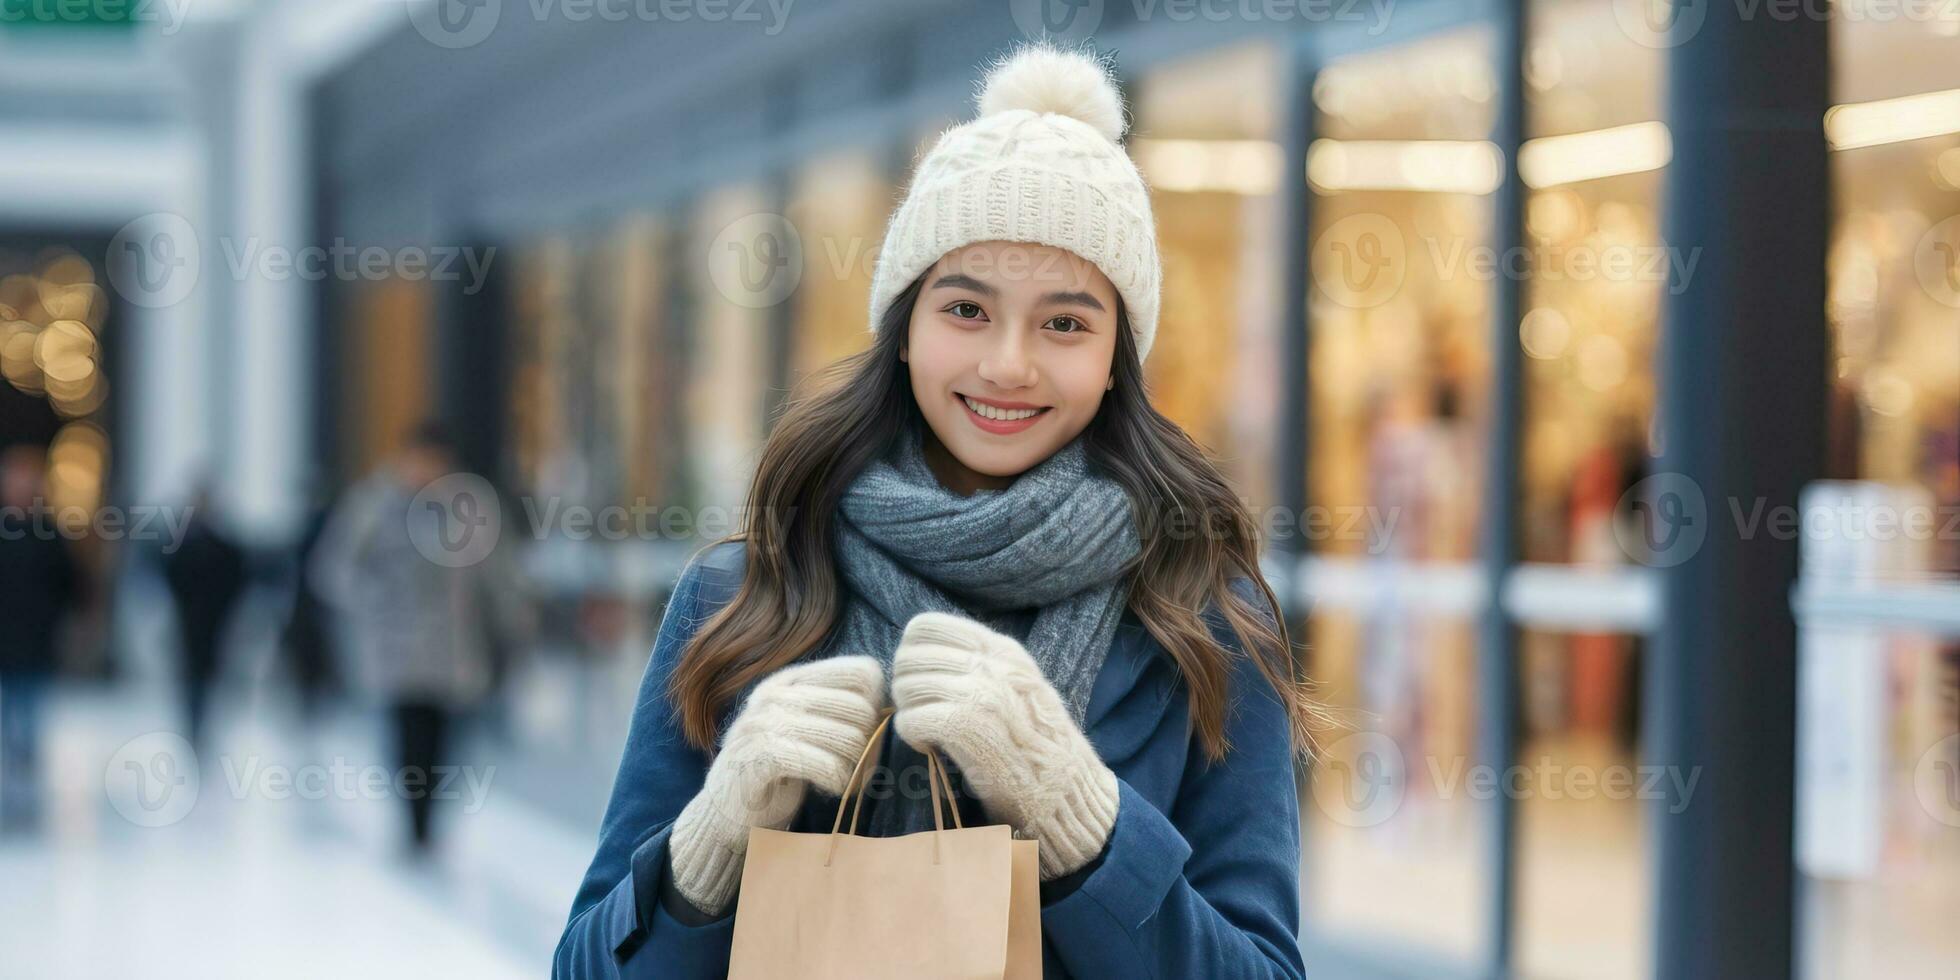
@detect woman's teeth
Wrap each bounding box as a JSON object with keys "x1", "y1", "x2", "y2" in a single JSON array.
[{"x1": 961, "y1": 395, "x2": 1046, "y2": 421}]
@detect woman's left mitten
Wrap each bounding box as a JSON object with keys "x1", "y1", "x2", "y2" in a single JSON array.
[{"x1": 891, "y1": 611, "x2": 1119, "y2": 879}]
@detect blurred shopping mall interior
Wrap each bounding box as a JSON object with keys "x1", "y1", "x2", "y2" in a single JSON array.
[{"x1": 0, "y1": 1, "x2": 1955, "y2": 978}]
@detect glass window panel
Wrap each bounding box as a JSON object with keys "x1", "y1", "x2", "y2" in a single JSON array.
[
  {"x1": 1133, "y1": 40, "x2": 1286, "y2": 509},
  {"x1": 788, "y1": 151, "x2": 889, "y2": 378},
  {"x1": 1829, "y1": 16, "x2": 1960, "y2": 580},
  {"x1": 348, "y1": 275, "x2": 432, "y2": 476},
  {"x1": 1299, "y1": 25, "x2": 1497, "y2": 961},
  {"x1": 576, "y1": 230, "x2": 633, "y2": 510},
  {"x1": 1797, "y1": 629, "x2": 1960, "y2": 980},
  {"x1": 1805, "y1": 19, "x2": 1960, "y2": 980},
  {"x1": 1308, "y1": 26, "x2": 1495, "y2": 562},
  {"x1": 617, "y1": 215, "x2": 685, "y2": 506},
  {"x1": 514, "y1": 234, "x2": 624, "y2": 512},
  {"x1": 1303, "y1": 609, "x2": 1484, "y2": 958},
  {"x1": 685, "y1": 184, "x2": 774, "y2": 514},
  {"x1": 510, "y1": 238, "x2": 576, "y2": 503},
  {"x1": 1514, "y1": 628, "x2": 1652, "y2": 980},
  {"x1": 1520, "y1": 0, "x2": 1667, "y2": 567}
]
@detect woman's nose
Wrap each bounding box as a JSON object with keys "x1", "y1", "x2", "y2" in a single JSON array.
[{"x1": 976, "y1": 325, "x2": 1037, "y2": 389}]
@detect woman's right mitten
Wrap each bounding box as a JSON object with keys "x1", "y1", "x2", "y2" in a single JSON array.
[{"x1": 666, "y1": 654, "x2": 887, "y2": 915}]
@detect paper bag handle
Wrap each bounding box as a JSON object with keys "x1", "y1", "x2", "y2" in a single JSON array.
[{"x1": 825, "y1": 709, "x2": 963, "y2": 865}]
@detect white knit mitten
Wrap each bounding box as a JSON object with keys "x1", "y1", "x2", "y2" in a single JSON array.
[
  {"x1": 668, "y1": 654, "x2": 887, "y2": 915},
  {"x1": 891, "y1": 612, "x2": 1120, "y2": 880}
]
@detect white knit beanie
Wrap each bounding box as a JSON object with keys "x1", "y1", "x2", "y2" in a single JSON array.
[{"x1": 867, "y1": 42, "x2": 1163, "y2": 363}]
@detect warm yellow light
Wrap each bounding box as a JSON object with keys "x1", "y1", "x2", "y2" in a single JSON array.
[
  {"x1": 34, "y1": 320, "x2": 96, "y2": 383},
  {"x1": 50, "y1": 373, "x2": 106, "y2": 418},
  {"x1": 1826, "y1": 88, "x2": 1960, "y2": 151},
  {"x1": 0, "y1": 276, "x2": 42, "y2": 322},
  {"x1": 1306, "y1": 139, "x2": 1504, "y2": 194},
  {"x1": 1937, "y1": 147, "x2": 1960, "y2": 189},
  {"x1": 1527, "y1": 189, "x2": 1586, "y2": 244},
  {"x1": 1, "y1": 330, "x2": 40, "y2": 391},
  {"x1": 38, "y1": 251, "x2": 94, "y2": 288},
  {"x1": 48, "y1": 421, "x2": 108, "y2": 512},
  {"x1": 1520, "y1": 308, "x2": 1573, "y2": 359},
  {"x1": 1131, "y1": 138, "x2": 1283, "y2": 195},
  {"x1": 1861, "y1": 371, "x2": 1915, "y2": 417},
  {"x1": 38, "y1": 281, "x2": 103, "y2": 324},
  {"x1": 1577, "y1": 334, "x2": 1630, "y2": 392},
  {"x1": 1519, "y1": 122, "x2": 1672, "y2": 188}
]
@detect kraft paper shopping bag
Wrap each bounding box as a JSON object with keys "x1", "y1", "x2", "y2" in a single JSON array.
[{"x1": 727, "y1": 711, "x2": 1041, "y2": 979}]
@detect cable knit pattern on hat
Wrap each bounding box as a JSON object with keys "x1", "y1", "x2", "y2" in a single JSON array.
[
  {"x1": 868, "y1": 41, "x2": 1163, "y2": 363},
  {"x1": 892, "y1": 611, "x2": 1121, "y2": 880},
  {"x1": 667, "y1": 655, "x2": 887, "y2": 916}
]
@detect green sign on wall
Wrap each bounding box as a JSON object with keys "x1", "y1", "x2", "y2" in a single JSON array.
[{"x1": 0, "y1": 0, "x2": 138, "y2": 29}]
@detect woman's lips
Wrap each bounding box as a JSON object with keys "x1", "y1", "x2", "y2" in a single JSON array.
[{"x1": 957, "y1": 392, "x2": 1051, "y2": 434}]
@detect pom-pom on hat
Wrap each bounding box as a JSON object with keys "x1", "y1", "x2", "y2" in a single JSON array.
[{"x1": 867, "y1": 42, "x2": 1163, "y2": 363}]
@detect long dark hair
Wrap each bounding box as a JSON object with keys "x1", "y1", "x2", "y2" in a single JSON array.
[{"x1": 667, "y1": 276, "x2": 1324, "y2": 761}]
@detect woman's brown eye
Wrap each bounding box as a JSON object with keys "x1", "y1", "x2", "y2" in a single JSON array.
[
  {"x1": 1049, "y1": 316, "x2": 1083, "y2": 333},
  {"x1": 949, "y1": 302, "x2": 983, "y2": 319}
]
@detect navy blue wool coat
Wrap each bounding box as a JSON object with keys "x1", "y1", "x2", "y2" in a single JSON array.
[{"x1": 553, "y1": 540, "x2": 1305, "y2": 978}]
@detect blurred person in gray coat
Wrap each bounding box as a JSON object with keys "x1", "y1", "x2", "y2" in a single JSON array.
[{"x1": 309, "y1": 422, "x2": 523, "y2": 852}]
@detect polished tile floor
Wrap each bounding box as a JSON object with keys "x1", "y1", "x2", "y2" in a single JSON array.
[{"x1": 0, "y1": 677, "x2": 604, "y2": 980}]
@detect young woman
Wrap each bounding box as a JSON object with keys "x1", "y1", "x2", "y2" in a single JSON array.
[{"x1": 554, "y1": 42, "x2": 1317, "y2": 979}]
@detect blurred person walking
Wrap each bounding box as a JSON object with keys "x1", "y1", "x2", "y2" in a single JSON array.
[
  {"x1": 310, "y1": 422, "x2": 513, "y2": 854},
  {"x1": 0, "y1": 444, "x2": 79, "y2": 832},
  {"x1": 280, "y1": 477, "x2": 342, "y2": 721},
  {"x1": 160, "y1": 486, "x2": 248, "y2": 755}
]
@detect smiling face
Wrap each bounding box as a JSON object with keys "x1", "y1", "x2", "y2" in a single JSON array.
[{"x1": 900, "y1": 241, "x2": 1121, "y2": 495}]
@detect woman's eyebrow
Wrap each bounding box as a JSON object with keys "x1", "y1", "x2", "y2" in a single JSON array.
[
  {"x1": 930, "y1": 273, "x2": 997, "y2": 296},
  {"x1": 1040, "y1": 290, "x2": 1106, "y2": 312}
]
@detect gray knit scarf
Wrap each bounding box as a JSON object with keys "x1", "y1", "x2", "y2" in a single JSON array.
[{"x1": 819, "y1": 419, "x2": 1141, "y2": 836}]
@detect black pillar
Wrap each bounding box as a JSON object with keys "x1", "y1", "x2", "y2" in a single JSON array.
[
  {"x1": 1649, "y1": 5, "x2": 1829, "y2": 979},
  {"x1": 1277, "y1": 41, "x2": 1314, "y2": 576},
  {"x1": 1477, "y1": 1, "x2": 1528, "y2": 975},
  {"x1": 434, "y1": 233, "x2": 509, "y2": 483}
]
